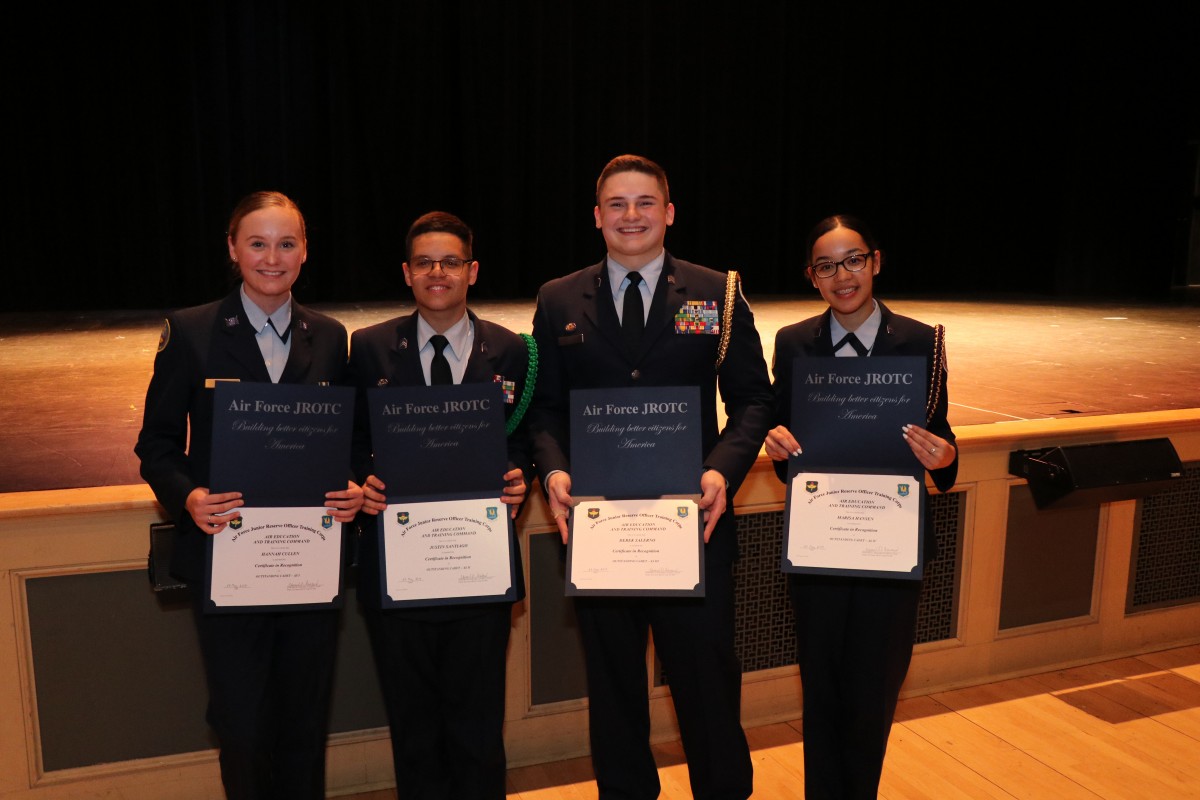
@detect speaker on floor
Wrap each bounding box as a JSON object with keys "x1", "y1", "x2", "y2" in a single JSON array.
[{"x1": 1008, "y1": 438, "x2": 1183, "y2": 510}]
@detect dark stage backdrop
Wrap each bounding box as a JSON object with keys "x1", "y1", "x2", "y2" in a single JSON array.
[{"x1": 8, "y1": 2, "x2": 1199, "y2": 313}]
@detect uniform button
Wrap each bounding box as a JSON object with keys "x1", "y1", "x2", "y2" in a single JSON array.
[{"x1": 631, "y1": 369, "x2": 641, "y2": 380}]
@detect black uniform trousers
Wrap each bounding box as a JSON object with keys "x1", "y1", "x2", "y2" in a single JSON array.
[
  {"x1": 192, "y1": 601, "x2": 340, "y2": 800},
  {"x1": 789, "y1": 575, "x2": 922, "y2": 800},
  {"x1": 361, "y1": 604, "x2": 512, "y2": 800},
  {"x1": 575, "y1": 551, "x2": 752, "y2": 800}
]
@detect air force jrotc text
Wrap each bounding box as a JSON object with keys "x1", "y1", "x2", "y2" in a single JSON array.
[
  {"x1": 580, "y1": 401, "x2": 690, "y2": 416},
  {"x1": 380, "y1": 399, "x2": 492, "y2": 415},
  {"x1": 226, "y1": 399, "x2": 345, "y2": 415}
]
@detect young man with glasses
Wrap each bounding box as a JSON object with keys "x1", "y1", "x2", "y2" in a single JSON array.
[
  {"x1": 347, "y1": 211, "x2": 532, "y2": 799},
  {"x1": 527, "y1": 155, "x2": 774, "y2": 799}
]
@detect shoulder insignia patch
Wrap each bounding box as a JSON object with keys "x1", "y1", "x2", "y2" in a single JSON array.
[{"x1": 157, "y1": 319, "x2": 171, "y2": 353}]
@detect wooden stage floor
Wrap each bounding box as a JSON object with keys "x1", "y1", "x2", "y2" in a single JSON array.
[
  {"x1": 337, "y1": 644, "x2": 1200, "y2": 800},
  {"x1": 1, "y1": 294, "x2": 1197, "y2": 494}
]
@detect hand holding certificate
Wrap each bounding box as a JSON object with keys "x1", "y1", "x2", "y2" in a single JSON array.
[
  {"x1": 566, "y1": 386, "x2": 704, "y2": 596},
  {"x1": 368, "y1": 382, "x2": 517, "y2": 608},
  {"x1": 207, "y1": 381, "x2": 354, "y2": 611},
  {"x1": 782, "y1": 356, "x2": 927, "y2": 579}
]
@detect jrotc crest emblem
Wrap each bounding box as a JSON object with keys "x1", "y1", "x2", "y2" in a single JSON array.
[
  {"x1": 897, "y1": 484, "x2": 910, "y2": 497},
  {"x1": 805, "y1": 480, "x2": 819, "y2": 493},
  {"x1": 322, "y1": 515, "x2": 333, "y2": 529},
  {"x1": 229, "y1": 517, "x2": 242, "y2": 530},
  {"x1": 397, "y1": 511, "x2": 410, "y2": 525},
  {"x1": 677, "y1": 506, "x2": 689, "y2": 518},
  {"x1": 487, "y1": 506, "x2": 499, "y2": 520},
  {"x1": 156, "y1": 319, "x2": 171, "y2": 352},
  {"x1": 587, "y1": 507, "x2": 600, "y2": 520}
]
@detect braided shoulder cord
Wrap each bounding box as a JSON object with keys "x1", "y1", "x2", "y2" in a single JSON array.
[
  {"x1": 715, "y1": 270, "x2": 738, "y2": 370},
  {"x1": 506, "y1": 333, "x2": 538, "y2": 436},
  {"x1": 925, "y1": 323, "x2": 945, "y2": 424}
]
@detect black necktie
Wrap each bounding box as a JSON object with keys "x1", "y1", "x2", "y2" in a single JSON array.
[
  {"x1": 834, "y1": 331, "x2": 868, "y2": 357},
  {"x1": 429, "y1": 334, "x2": 453, "y2": 385},
  {"x1": 267, "y1": 317, "x2": 291, "y2": 343},
  {"x1": 622, "y1": 272, "x2": 645, "y2": 352}
]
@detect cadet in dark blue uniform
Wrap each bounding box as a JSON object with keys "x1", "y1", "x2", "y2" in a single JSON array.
[
  {"x1": 348, "y1": 211, "x2": 532, "y2": 799},
  {"x1": 135, "y1": 191, "x2": 363, "y2": 799},
  {"x1": 528, "y1": 155, "x2": 773, "y2": 800},
  {"x1": 765, "y1": 214, "x2": 958, "y2": 799}
]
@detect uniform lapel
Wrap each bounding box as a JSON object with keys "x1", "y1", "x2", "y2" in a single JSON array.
[
  {"x1": 387, "y1": 314, "x2": 427, "y2": 386},
  {"x1": 812, "y1": 308, "x2": 837, "y2": 357},
  {"x1": 587, "y1": 262, "x2": 625, "y2": 354},
  {"x1": 211, "y1": 292, "x2": 271, "y2": 382},
  {"x1": 462, "y1": 312, "x2": 497, "y2": 384},
  {"x1": 868, "y1": 300, "x2": 898, "y2": 356},
  {"x1": 636, "y1": 255, "x2": 678, "y2": 361},
  {"x1": 278, "y1": 304, "x2": 312, "y2": 383}
]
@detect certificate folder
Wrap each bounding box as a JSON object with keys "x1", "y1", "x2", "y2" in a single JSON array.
[
  {"x1": 369, "y1": 383, "x2": 507, "y2": 497},
  {"x1": 782, "y1": 357, "x2": 926, "y2": 580},
  {"x1": 205, "y1": 381, "x2": 355, "y2": 612},
  {"x1": 212, "y1": 382, "x2": 354, "y2": 507},
  {"x1": 368, "y1": 383, "x2": 517, "y2": 608},
  {"x1": 786, "y1": 356, "x2": 926, "y2": 470},
  {"x1": 569, "y1": 386, "x2": 701, "y2": 498},
  {"x1": 566, "y1": 386, "x2": 704, "y2": 597}
]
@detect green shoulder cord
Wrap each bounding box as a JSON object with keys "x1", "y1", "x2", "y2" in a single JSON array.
[{"x1": 506, "y1": 333, "x2": 539, "y2": 436}]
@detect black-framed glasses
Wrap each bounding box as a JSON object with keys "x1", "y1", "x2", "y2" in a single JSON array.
[
  {"x1": 410, "y1": 257, "x2": 470, "y2": 275},
  {"x1": 810, "y1": 252, "x2": 873, "y2": 279}
]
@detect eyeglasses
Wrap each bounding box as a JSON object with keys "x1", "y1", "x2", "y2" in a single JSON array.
[
  {"x1": 409, "y1": 257, "x2": 470, "y2": 275},
  {"x1": 810, "y1": 252, "x2": 873, "y2": 279}
]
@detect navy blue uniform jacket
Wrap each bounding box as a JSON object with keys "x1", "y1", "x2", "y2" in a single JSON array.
[
  {"x1": 135, "y1": 288, "x2": 349, "y2": 583},
  {"x1": 771, "y1": 300, "x2": 958, "y2": 560},
  {"x1": 347, "y1": 309, "x2": 532, "y2": 610},
  {"x1": 528, "y1": 253, "x2": 774, "y2": 563}
]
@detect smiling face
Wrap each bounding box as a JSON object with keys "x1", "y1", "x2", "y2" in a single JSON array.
[
  {"x1": 403, "y1": 231, "x2": 478, "y2": 331},
  {"x1": 809, "y1": 224, "x2": 880, "y2": 330},
  {"x1": 227, "y1": 205, "x2": 307, "y2": 314},
  {"x1": 593, "y1": 170, "x2": 675, "y2": 269}
]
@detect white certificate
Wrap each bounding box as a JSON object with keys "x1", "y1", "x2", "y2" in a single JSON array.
[
  {"x1": 208, "y1": 506, "x2": 343, "y2": 608},
  {"x1": 784, "y1": 472, "x2": 922, "y2": 578},
  {"x1": 380, "y1": 496, "x2": 514, "y2": 606},
  {"x1": 566, "y1": 497, "x2": 703, "y2": 597}
]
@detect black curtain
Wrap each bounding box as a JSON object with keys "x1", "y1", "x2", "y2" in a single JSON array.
[{"x1": 8, "y1": 1, "x2": 1198, "y2": 312}]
